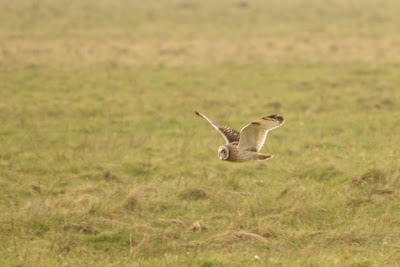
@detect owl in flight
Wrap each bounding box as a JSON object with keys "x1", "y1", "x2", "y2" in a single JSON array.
[{"x1": 195, "y1": 111, "x2": 285, "y2": 162}]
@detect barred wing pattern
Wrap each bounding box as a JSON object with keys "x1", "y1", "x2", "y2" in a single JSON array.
[{"x1": 195, "y1": 111, "x2": 240, "y2": 144}]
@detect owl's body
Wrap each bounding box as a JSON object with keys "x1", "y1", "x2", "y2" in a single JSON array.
[
  {"x1": 195, "y1": 111, "x2": 284, "y2": 163},
  {"x1": 219, "y1": 142, "x2": 272, "y2": 162}
]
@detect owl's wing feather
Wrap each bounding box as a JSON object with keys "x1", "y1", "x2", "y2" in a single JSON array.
[
  {"x1": 237, "y1": 115, "x2": 284, "y2": 152},
  {"x1": 195, "y1": 111, "x2": 240, "y2": 144}
]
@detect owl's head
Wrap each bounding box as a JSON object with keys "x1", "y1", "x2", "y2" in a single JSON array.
[{"x1": 218, "y1": 145, "x2": 229, "y2": 160}]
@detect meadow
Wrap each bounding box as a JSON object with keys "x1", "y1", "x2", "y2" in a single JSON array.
[{"x1": 1, "y1": 0, "x2": 400, "y2": 266}]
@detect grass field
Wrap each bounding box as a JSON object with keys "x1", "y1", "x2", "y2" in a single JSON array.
[{"x1": 1, "y1": 0, "x2": 400, "y2": 266}]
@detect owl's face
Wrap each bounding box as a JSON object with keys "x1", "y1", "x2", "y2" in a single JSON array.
[{"x1": 218, "y1": 145, "x2": 229, "y2": 160}]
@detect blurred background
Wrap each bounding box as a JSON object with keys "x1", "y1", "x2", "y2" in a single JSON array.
[
  {"x1": 1, "y1": 0, "x2": 400, "y2": 266},
  {"x1": 2, "y1": 0, "x2": 400, "y2": 66}
]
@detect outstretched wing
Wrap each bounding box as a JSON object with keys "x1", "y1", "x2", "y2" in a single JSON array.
[
  {"x1": 237, "y1": 115, "x2": 284, "y2": 152},
  {"x1": 195, "y1": 111, "x2": 240, "y2": 144}
]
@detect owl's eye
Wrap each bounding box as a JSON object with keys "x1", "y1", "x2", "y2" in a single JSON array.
[{"x1": 221, "y1": 150, "x2": 225, "y2": 154}]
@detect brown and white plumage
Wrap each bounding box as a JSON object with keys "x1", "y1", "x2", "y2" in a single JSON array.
[
  {"x1": 195, "y1": 111, "x2": 240, "y2": 144},
  {"x1": 195, "y1": 111, "x2": 285, "y2": 162},
  {"x1": 238, "y1": 115, "x2": 285, "y2": 152}
]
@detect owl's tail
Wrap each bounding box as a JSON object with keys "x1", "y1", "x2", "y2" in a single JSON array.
[{"x1": 255, "y1": 153, "x2": 273, "y2": 161}]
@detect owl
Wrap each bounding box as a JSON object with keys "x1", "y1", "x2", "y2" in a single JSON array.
[{"x1": 195, "y1": 111, "x2": 285, "y2": 162}]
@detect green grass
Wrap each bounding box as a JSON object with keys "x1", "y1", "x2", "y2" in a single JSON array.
[{"x1": 1, "y1": 0, "x2": 400, "y2": 266}]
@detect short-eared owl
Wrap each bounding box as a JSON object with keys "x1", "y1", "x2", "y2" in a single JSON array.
[{"x1": 195, "y1": 111, "x2": 285, "y2": 162}]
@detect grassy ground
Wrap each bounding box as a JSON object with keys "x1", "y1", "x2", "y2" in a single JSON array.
[{"x1": 1, "y1": 0, "x2": 400, "y2": 266}]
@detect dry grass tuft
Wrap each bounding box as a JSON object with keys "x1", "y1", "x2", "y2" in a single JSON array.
[
  {"x1": 325, "y1": 232, "x2": 365, "y2": 246},
  {"x1": 69, "y1": 222, "x2": 101, "y2": 234},
  {"x1": 251, "y1": 227, "x2": 278, "y2": 238},
  {"x1": 101, "y1": 171, "x2": 122, "y2": 183},
  {"x1": 180, "y1": 188, "x2": 210, "y2": 200},
  {"x1": 125, "y1": 186, "x2": 157, "y2": 210},
  {"x1": 371, "y1": 188, "x2": 395, "y2": 195},
  {"x1": 30, "y1": 183, "x2": 41, "y2": 194},
  {"x1": 79, "y1": 171, "x2": 122, "y2": 182},
  {"x1": 352, "y1": 169, "x2": 388, "y2": 186},
  {"x1": 71, "y1": 195, "x2": 100, "y2": 215},
  {"x1": 347, "y1": 198, "x2": 372, "y2": 208},
  {"x1": 190, "y1": 221, "x2": 210, "y2": 232},
  {"x1": 125, "y1": 190, "x2": 139, "y2": 209}
]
